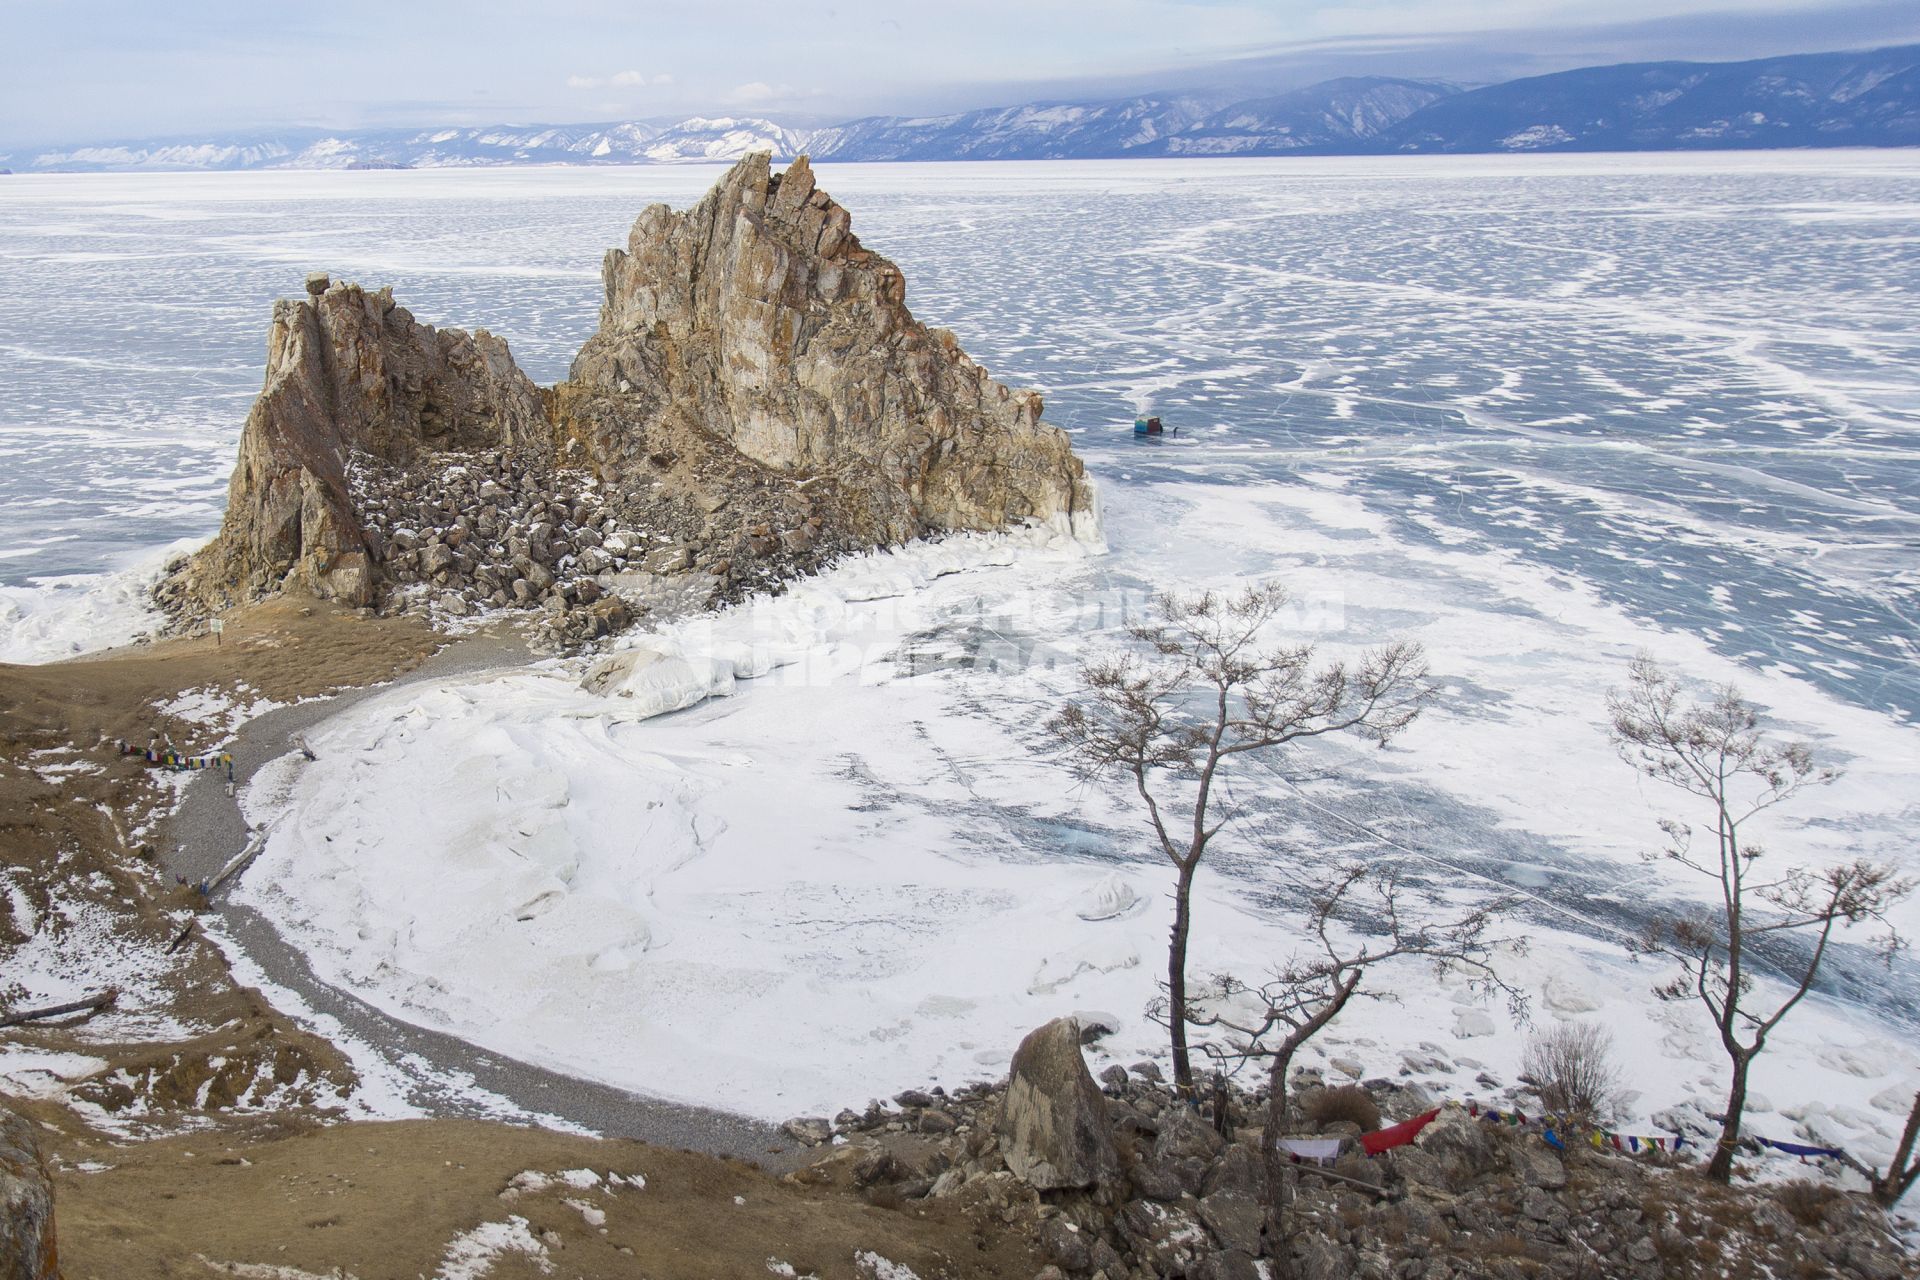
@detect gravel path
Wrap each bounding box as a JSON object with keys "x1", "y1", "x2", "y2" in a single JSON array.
[{"x1": 160, "y1": 626, "x2": 797, "y2": 1166}]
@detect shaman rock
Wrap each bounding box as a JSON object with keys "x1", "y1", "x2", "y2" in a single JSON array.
[
  {"x1": 564, "y1": 152, "x2": 1092, "y2": 544},
  {"x1": 995, "y1": 1017, "x2": 1120, "y2": 1191},
  {"x1": 165, "y1": 154, "x2": 1092, "y2": 629}
]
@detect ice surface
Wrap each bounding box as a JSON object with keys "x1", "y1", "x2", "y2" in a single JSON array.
[{"x1": 0, "y1": 538, "x2": 194, "y2": 663}]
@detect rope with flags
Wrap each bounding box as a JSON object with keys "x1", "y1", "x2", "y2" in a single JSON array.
[
  {"x1": 117, "y1": 740, "x2": 233, "y2": 773},
  {"x1": 1470, "y1": 1101, "x2": 1864, "y2": 1166},
  {"x1": 1468, "y1": 1101, "x2": 1690, "y2": 1154},
  {"x1": 1754, "y1": 1136, "x2": 1849, "y2": 1163},
  {"x1": 1281, "y1": 1097, "x2": 1860, "y2": 1173}
]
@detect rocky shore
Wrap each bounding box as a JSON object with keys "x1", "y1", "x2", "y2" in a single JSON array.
[{"x1": 778, "y1": 1018, "x2": 1913, "y2": 1280}]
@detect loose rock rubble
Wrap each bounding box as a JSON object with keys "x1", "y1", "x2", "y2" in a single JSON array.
[
  {"x1": 784, "y1": 1022, "x2": 1912, "y2": 1280},
  {"x1": 341, "y1": 442, "x2": 883, "y2": 644},
  {"x1": 346, "y1": 450, "x2": 640, "y2": 646}
]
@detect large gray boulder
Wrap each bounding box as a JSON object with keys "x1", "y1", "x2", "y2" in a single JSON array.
[
  {"x1": 0, "y1": 1105, "x2": 59, "y2": 1280},
  {"x1": 995, "y1": 1017, "x2": 1120, "y2": 1191}
]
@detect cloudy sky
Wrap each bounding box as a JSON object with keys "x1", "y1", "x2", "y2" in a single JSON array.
[{"x1": 3, "y1": 0, "x2": 1916, "y2": 146}]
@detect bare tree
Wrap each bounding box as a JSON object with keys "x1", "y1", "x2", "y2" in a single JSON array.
[
  {"x1": 1049, "y1": 582, "x2": 1434, "y2": 1094},
  {"x1": 1186, "y1": 865, "x2": 1523, "y2": 1267},
  {"x1": 1609, "y1": 655, "x2": 1912, "y2": 1183},
  {"x1": 1521, "y1": 1022, "x2": 1624, "y2": 1125},
  {"x1": 1869, "y1": 1092, "x2": 1920, "y2": 1209}
]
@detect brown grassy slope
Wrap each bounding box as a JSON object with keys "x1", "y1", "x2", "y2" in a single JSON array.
[{"x1": 51, "y1": 1117, "x2": 1041, "y2": 1279}]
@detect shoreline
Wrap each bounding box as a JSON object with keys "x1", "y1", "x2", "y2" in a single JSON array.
[{"x1": 152, "y1": 615, "x2": 801, "y2": 1165}]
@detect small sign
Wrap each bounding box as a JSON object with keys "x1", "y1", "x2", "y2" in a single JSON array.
[{"x1": 211, "y1": 618, "x2": 225, "y2": 645}]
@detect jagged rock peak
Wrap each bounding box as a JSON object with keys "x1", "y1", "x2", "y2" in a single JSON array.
[
  {"x1": 174, "y1": 280, "x2": 548, "y2": 611},
  {"x1": 566, "y1": 152, "x2": 1094, "y2": 543}
]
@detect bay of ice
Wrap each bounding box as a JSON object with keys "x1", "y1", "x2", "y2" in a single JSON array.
[{"x1": 3, "y1": 155, "x2": 1917, "y2": 1163}]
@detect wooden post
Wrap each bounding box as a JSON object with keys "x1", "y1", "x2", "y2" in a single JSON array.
[{"x1": 1295, "y1": 1164, "x2": 1397, "y2": 1200}]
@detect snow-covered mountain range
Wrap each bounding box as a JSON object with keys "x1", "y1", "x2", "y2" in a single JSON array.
[{"x1": 6, "y1": 44, "x2": 1915, "y2": 172}]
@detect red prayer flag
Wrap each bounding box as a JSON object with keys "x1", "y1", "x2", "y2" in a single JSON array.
[{"x1": 1361, "y1": 1108, "x2": 1442, "y2": 1156}]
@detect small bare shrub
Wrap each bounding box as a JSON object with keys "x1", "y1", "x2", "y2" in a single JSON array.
[
  {"x1": 1302, "y1": 1084, "x2": 1381, "y2": 1132},
  {"x1": 1774, "y1": 1179, "x2": 1843, "y2": 1228},
  {"x1": 1469, "y1": 1232, "x2": 1548, "y2": 1263},
  {"x1": 1522, "y1": 1021, "x2": 1623, "y2": 1123}
]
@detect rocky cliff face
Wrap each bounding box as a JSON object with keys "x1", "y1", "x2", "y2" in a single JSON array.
[
  {"x1": 171, "y1": 278, "x2": 548, "y2": 612},
  {"x1": 566, "y1": 153, "x2": 1090, "y2": 544},
  {"x1": 166, "y1": 155, "x2": 1091, "y2": 633}
]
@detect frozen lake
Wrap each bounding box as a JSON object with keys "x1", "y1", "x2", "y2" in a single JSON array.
[
  {"x1": 3, "y1": 155, "x2": 1917, "y2": 1155},
  {"x1": 4, "y1": 154, "x2": 1918, "y2": 719}
]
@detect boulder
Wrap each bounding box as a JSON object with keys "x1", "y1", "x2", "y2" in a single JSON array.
[
  {"x1": 1037, "y1": 1217, "x2": 1091, "y2": 1271},
  {"x1": 1191, "y1": 1250, "x2": 1264, "y2": 1280},
  {"x1": 1516, "y1": 1144, "x2": 1568, "y2": 1191},
  {"x1": 0, "y1": 1105, "x2": 59, "y2": 1280},
  {"x1": 780, "y1": 1116, "x2": 832, "y2": 1146},
  {"x1": 1201, "y1": 1144, "x2": 1266, "y2": 1201},
  {"x1": 1117, "y1": 1198, "x2": 1211, "y2": 1278},
  {"x1": 1197, "y1": 1189, "x2": 1265, "y2": 1255},
  {"x1": 1129, "y1": 1160, "x2": 1185, "y2": 1202},
  {"x1": 995, "y1": 1018, "x2": 1120, "y2": 1191},
  {"x1": 1153, "y1": 1107, "x2": 1225, "y2": 1164},
  {"x1": 852, "y1": 1149, "x2": 903, "y2": 1186},
  {"x1": 1416, "y1": 1106, "x2": 1501, "y2": 1180}
]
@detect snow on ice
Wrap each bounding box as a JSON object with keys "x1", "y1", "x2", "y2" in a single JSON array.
[{"x1": 233, "y1": 507, "x2": 1920, "y2": 1169}]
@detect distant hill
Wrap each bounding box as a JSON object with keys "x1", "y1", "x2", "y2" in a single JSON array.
[
  {"x1": 805, "y1": 93, "x2": 1239, "y2": 161},
  {"x1": 1383, "y1": 44, "x2": 1920, "y2": 152},
  {"x1": 10, "y1": 44, "x2": 1917, "y2": 172},
  {"x1": 1143, "y1": 78, "x2": 1459, "y2": 155}
]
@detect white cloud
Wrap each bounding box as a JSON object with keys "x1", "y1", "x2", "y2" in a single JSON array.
[
  {"x1": 565, "y1": 74, "x2": 601, "y2": 90},
  {"x1": 610, "y1": 69, "x2": 648, "y2": 86},
  {"x1": 726, "y1": 81, "x2": 785, "y2": 106},
  {"x1": 652, "y1": 72, "x2": 675, "y2": 87}
]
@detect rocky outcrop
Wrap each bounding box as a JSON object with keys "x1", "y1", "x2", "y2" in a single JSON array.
[
  {"x1": 173, "y1": 277, "x2": 547, "y2": 612},
  {"x1": 802, "y1": 1056, "x2": 1913, "y2": 1280},
  {"x1": 166, "y1": 154, "x2": 1093, "y2": 634},
  {"x1": 0, "y1": 1105, "x2": 59, "y2": 1280},
  {"x1": 995, "y1": 1017, "x2": 1120, "y2": 1191},
  {"x1": 565, "y1": 153, "x2": 1092, "y2": 546}
]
